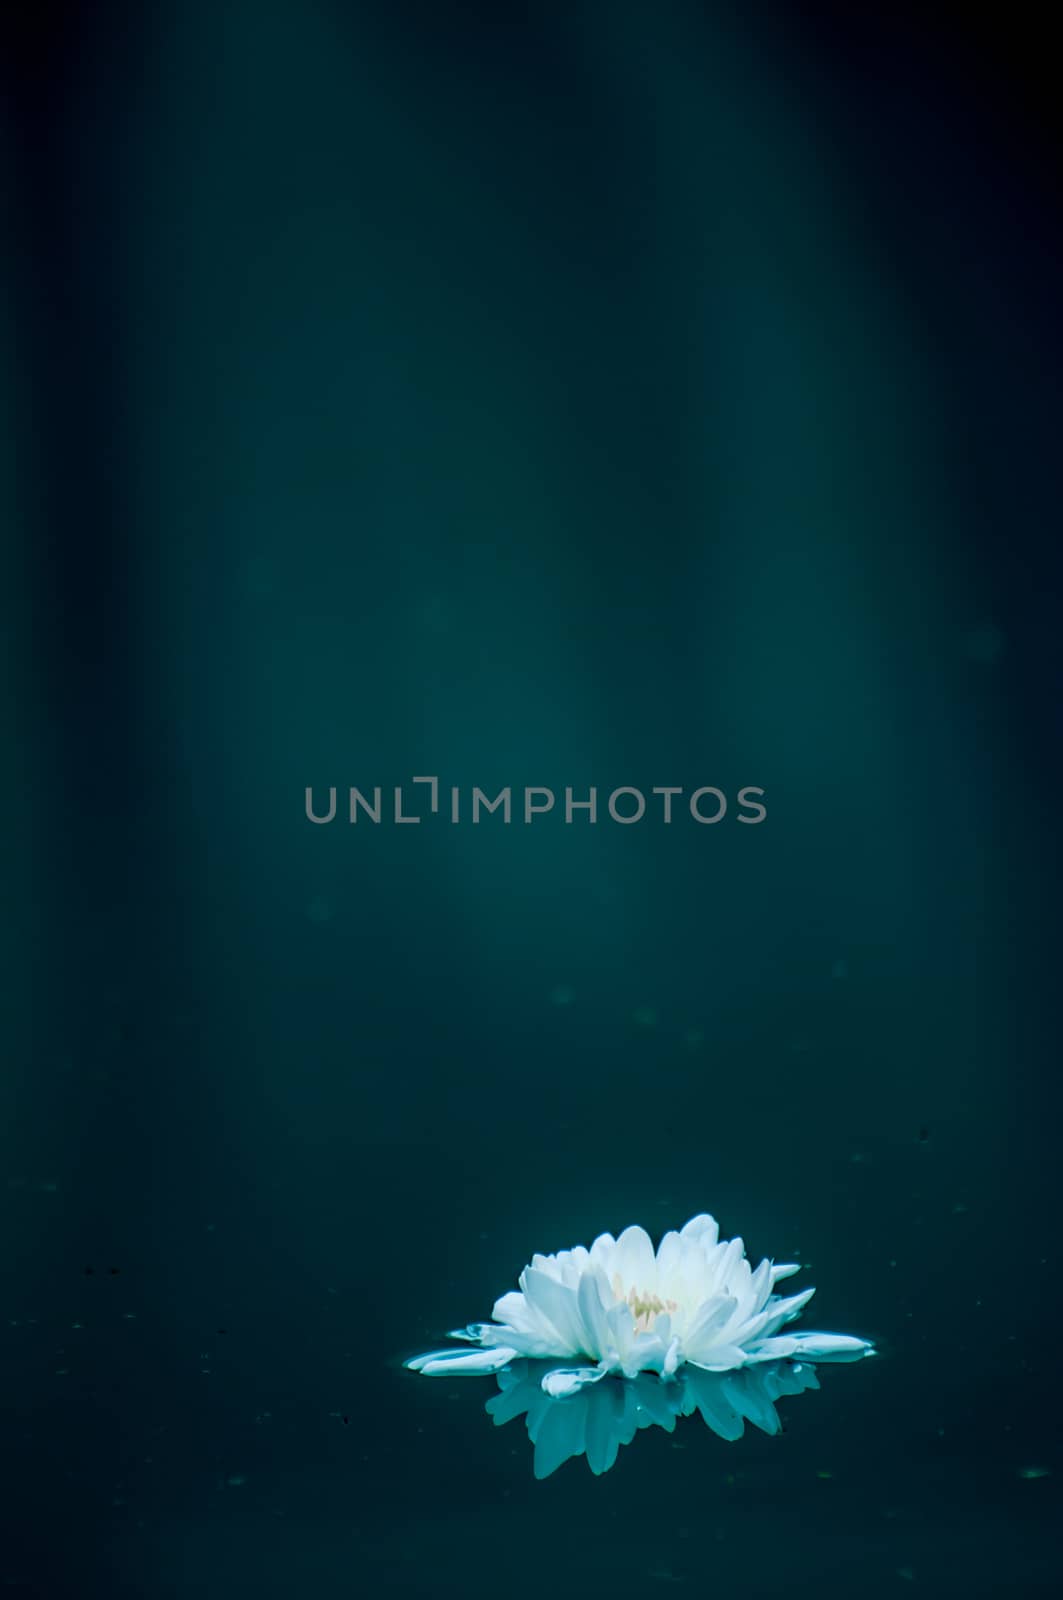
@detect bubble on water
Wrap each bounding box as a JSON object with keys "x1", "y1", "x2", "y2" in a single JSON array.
[{"x1": 549, "y1": 985, "x2": 575, "y2": 1007}]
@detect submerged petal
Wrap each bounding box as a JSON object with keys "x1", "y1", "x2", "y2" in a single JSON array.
[
  {"x1": 781, "y1": 1332, "x2": 874, "y2": 1361},
  {"x1": 541, "y1": 1363, "x2": 611, "y2": 1398},
  {"x1": 447, "y1": 1324, "x2": 488, "y2": 1343},
  {"x1": 406, "y1": 1345, "x2": 518, "y2": 1376}
]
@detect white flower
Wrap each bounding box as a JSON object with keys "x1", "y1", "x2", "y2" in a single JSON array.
[{"x1": 407, "y1": 1213, "x2": 872, "y2": 1394}]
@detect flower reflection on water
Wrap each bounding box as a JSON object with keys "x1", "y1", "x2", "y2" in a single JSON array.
[
  {"x1": 406, "y1": 1213, "x2": 873, "y2": 1475},
  {"x1": 486, "y1": 1357, "x2": 825, "y2": 1478}
]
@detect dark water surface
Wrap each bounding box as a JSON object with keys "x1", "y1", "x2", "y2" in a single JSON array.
[{"x1": 2, "y1": 3, "x2": 1060, "y2": 1594}]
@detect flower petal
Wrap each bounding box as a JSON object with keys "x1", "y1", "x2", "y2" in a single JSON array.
[
  {"x1": 683, "y1": 1293, "x2": 737, "y2": 1358},
  {"x1": 405, "y1": 1345, "x2": 517, "y2": 1376},
  {"x1": 783, "y1": 1332, "x2": 875, "y2": 1361},
  {"x1": 687, "y1": 1343, "x2": 749, "y2": 1372},
  {"x1": 745, "y1": 1286, "x2": 817, "y2": 1342},
  {"x1": 654, "y1": 1229, "x2": 683, "y2": 1282},
  {"x1": 487, "y1": 1290, "x2": 559, "y2": 1354},
  {"x1": 748, "y1": 1259, "x2": 774, "y2": 1316},
  {"x1": 576, "y1": 1268, "x2": 614, "y2": 1360},
  {"x1": 612, "y1": 1225, "x2": 657, "y2": 1292},
  {"x1": 712, "y1": 1236, "x2": 745, "y2": 1294},
  {"x1": 589, "y1": 1231, "x2": 617, "y2": 1273},
  {"x1": 541, "y1": 1363, "x2": 610, "y2": 1398},
  {"x1": 679, "y1": 1214, "x2": 719, "y2": 1248},
  {"x1": 521, "y1": 1268, "x2": 586, "y2": 1355}
]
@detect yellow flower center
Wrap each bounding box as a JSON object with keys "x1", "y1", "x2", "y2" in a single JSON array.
[{"x1": 612, "y1": 1276, "x2": 678, "y2": 1334}]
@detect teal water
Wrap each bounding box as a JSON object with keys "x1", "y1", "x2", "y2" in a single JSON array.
[{"x1": 2, "y1": 2, "x2": 1060, "y2": 1594}]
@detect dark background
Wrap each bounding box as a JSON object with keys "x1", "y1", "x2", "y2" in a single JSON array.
[{"x1": 2, "y1": 2, "x2": 1060, "y2": 1594}]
